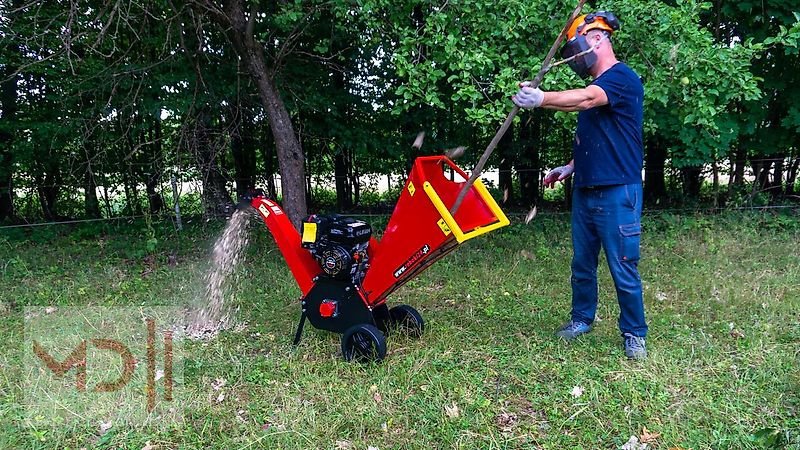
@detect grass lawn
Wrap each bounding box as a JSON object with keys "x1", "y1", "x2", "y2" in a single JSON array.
[{"x1": 1, "y1": 210, "x2": 798, "y2": 449}]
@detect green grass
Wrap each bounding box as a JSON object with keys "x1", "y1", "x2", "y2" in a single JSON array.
[{"x1": 1, "y1": 210, "x2": 799, "y2": 449}]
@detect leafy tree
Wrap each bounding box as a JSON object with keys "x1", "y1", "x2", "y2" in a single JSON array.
[
  {"x1": 190, "y1": 0, "x2": 315, "y2": 226},
  {"x1": 362, "y1": 0, "x2": 768, "y2": 205},
  {"x1": 705, "y1": 1, "x2": 800, "y2": 200},
  {"x1": 0, "y1": 0, "x2": 22, "y2": 221},
  {"x1": 1, "y1": 0, "x2": 798, "y2": 225}
]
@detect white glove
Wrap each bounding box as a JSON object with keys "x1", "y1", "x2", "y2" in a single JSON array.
[
  {"x1": 512, "y1": 82, "x2": 544, "y2": 109},
  {"x1": 544, "y1": 164, "x2": 574, "y2": 188}
]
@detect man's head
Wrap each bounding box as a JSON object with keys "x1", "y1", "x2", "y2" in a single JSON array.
[{"x1": 561, "y1": 11, "x2": 620, "y2": 78}]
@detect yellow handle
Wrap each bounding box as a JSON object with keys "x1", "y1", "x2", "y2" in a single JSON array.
[{"x1": 423, "y1": 180, "x2": 510, "y2": 244}]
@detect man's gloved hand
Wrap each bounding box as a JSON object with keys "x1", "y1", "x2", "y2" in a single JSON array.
[
  {"x1": 544, "y1": 164, "x2": 574, "y2": 188},
  {"x1": 512, "y1": 82, "x2": 544, "y2": 109}
]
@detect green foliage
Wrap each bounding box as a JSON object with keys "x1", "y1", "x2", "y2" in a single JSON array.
[
  {"x1": 376, "y1": 0, "x2": 765, "y2": 168},
  {"x1": 708, "y1": 0, "x2": 800, "y2": 166},
  {"x1": 0, "y1": 0, "x2": 798, "y2": 222}
]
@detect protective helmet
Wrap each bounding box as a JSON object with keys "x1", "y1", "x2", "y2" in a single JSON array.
[
  {"x1": 567, "y1": 11, "x2": 620, "y2": 40},
  {"x1": 561, "y1": 11, "x2": 621, "y2": 78}
]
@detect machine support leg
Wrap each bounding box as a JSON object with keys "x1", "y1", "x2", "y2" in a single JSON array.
[{"x1": 293, "y1": 312, "x2": 307, "y2": 346}]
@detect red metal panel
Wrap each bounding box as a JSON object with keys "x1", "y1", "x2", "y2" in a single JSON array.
[
  {"x1": 361, "y1": 156, "x2": 502, "y2": 304},
  {"x1": 250, "y1": 197, "x2": 321, "y2": 296},
  {"x1": 421, "y1": 157, "x2": 499, "y2": 232}
]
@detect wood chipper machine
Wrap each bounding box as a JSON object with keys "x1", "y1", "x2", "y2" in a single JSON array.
[{"x1": 242, "y1": 156, "x2": 509, "y2": 361}]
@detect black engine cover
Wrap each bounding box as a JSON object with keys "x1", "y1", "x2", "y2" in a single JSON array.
[
  {"x1": 302, "y1": 214, "x2": 372, "y2": 282},
  {"x1": 302, "y1": 214, "x2": 371, "y2": 246}
]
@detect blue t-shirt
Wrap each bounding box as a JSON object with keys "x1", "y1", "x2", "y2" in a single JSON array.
[{"x1": 572, "y1": 62, "x2": 644, "y2": 188}]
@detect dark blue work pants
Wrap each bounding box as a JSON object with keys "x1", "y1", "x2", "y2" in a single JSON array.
[{"x1": 570, "y1": 183, "x2": 647, "y2": 337}]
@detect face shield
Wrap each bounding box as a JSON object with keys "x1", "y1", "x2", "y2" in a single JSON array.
[
  {"x1": 560, "y1": 35, "x2": 598, "y2": 79},
  {"x1": 560, "y1": 11, "x2": 619, "y2": 78}
]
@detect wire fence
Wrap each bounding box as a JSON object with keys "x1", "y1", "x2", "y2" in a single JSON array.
[
  {"x1": 8, "y1": 156, "x2": 800, "y2": 188},
  {"x1": 0, "y1": 215, "x2": 150, "y2": 230},
  {"x1": 1, "y1": 203, "x2": 797, "y2": 231},
  {"x1": 2, "y1": 159, "x2": 798, "y2": 230}
]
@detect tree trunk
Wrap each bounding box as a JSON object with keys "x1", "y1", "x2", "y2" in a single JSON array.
[
  {"x1": 773, "y1": 155, "x2": 785, "y2": 199},
  {"x1": 214, "y1": 0, "x2": 307, "y2": 228},
  {"x1": 786, "y1": 157, "x2": 799, "y2": 197},
  {"x1": 231, "y1": 112, "x2": 257, "y2": 199},
  {"x1": 101, "y1": 172, "x2": 113, "y2": 217},
  {"x1": 192, "y1": 109, "x2": 233, "y2": 217},
  {"x1": 34, "y1": 163, "x2": 61, "y2": 221},
  {"x1": 36, "y1": 187, "x2": 58, "y2": 221},
  {"x1": 756, "y1": 159, "x2": 772, "y2": 191},
  {"x1": 644, "y1": 136, "x2": 667, "y2": 205},
  {"x1": 749, "y1": 158, "x2": 773, "y2": 203},
  {"x1": 730, "y1": 144, "x2": 746, "y2": 188},
  {"x1": 145, "y1": 116, "x2": 164, "y2": 214},
  {"x1": 498, "y1": 120, "x2": 515, "y2": 206},
  {"x1": 681, "y1": 166, "x2": 703, "y2": 200},
  {"x1": 84, "y1": 166, "x2": 101, "y2": 218},
  {"x1": 712, "y1": 158, "x2": 719, "y2": 209},
  {"x1": 145, "y1": 179, "x2": 164, "y2": 214},
  {"x1": 121, "y1": 114, "x2": 143, "y2": 216},
  {"x1": 0, "y1": 146, "x2": 13, "y2": 222},
  {"x1": 351, "y1": 154, "x2": 361, "y2": 207},
  {"x1": 330, "y1": 47, "x2": 353, "y2": 211},
  {"x1": 123, "y1": 165, "x2": 142, "y2": 215},
  {"x1": 255, "y1": 71, "x2": 307, "y2": 227},
  {"x1": 0, "y1": 41, "x2": 18, "y2": 221},
  {"x1": 334, "y1": 148, "x2": 353, "y2": 210},
  {"x1": 517, "y1": 112, "x2": 540, "y2": 207}
]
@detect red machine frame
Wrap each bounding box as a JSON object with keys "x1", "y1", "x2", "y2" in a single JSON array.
[{"x1": 246, "y1": 156, "x2": 509, "y2": 361}]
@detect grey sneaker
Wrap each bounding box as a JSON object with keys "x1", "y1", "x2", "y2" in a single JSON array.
[
  {"x1": 623, "y1": 333, "x2": 647, "y2": 359},
  {"x1": 555, "y1": 321, "x2": 592, "y2": 340}
]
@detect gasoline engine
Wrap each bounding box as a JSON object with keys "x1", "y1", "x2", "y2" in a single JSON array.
[{"x1": 301, "y1": 215, "x2": 372, "y2": 285}]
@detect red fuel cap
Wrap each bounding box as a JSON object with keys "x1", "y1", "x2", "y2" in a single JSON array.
[{"x1": 319, "y1": 301, "x2": 337, "y2": 318}]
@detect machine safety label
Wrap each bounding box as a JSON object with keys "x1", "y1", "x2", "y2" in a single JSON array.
[
  {"x1": 302, "y1": 222, "x2": 318, "y2": 243},
  {"x1": 264, "y1": 200, "x2": 284, "y2": 215},
  {"x1": 437, "y1": 219, "x2": 451, "y2": 236}
]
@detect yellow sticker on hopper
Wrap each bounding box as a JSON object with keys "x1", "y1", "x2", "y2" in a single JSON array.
[{"x1": 437, "y1": 219, "x2": 452, "y2": 236}]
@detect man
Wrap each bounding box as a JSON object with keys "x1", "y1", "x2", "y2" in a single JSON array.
[{"x1": 512, "y1": 11, "x2": 647, "y2": 359}]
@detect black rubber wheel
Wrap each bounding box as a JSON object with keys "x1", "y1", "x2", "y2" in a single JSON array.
[
  {"x1": 389, "y1": 304, "x2": 424, "y2": 338},
  {"x1": 372, "y1": 303, "x2": 393, "y2": 335},
  {"x1": 341, "y1": 324, "x2": 387, "y2": 362}
]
